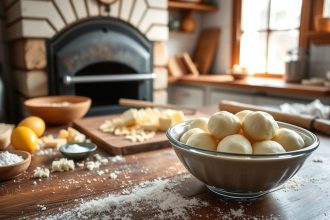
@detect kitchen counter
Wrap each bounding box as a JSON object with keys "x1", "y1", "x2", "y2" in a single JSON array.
[
  {"x1": 169, "y1": 75, "x2": 330, "y2": 97},
  {"x1": 1, "y1": 106, "x2": 330, "y2": 219}
]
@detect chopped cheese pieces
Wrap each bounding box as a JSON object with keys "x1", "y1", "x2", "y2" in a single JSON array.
[
  {"x1": 99, "y1": 108, "x2": 185, "y2": 142},
  {"x1": 33, "y1": 167, "x2": 50, "y2": 178},
  {"x1": 39, "y1": 127, "x2": 86, "y2": 149},
  {"x1": 86, "y1": 161, "x2": 100, "y2": 171},
  {"x1": 51, "y1": 158, "x2": 75, "y2": 172},
  {"x1": 39, "y1": 135, "x2": 67, "y2": 149},
  {"x1": 67, "y1": 127, "x2": 86, "y2": 143}
]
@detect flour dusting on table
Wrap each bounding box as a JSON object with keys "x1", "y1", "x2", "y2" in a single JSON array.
[{"x1": 42, "y1": 178, "x2": 208, "y2": 220}]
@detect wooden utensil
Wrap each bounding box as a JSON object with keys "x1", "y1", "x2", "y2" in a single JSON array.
[
  {"x1": 193, "y1": 28, "x2": 220, "y2": 74},
  {"x1": 168, "y1": 56, "x2": 184, "y2": 77},
  {"x1": 182, "y1": 52, "x2": 199, "y2": 77},
  {"x1": 119, "y1": 98, "x2": 197, "y2": 115},
  {"x1": 219, "y1": 100, "x2": 330, "y2": 135}
]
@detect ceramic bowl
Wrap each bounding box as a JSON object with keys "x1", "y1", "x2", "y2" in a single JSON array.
[
  {"x1": 0, "y1": 150, "x2": 31, "y2": 181},
  {"x1": 24, "y1": 96, "x2": 91, "y2": 125},
  {"x1": 59, "y1": 142, "x2": 97, "y2": 160},
  {"x1": 231, "y1": 73, "x2": 248, "y2": 80},
  {"x1": 167, "y1": 121, "x2": 319, "y2": 199}
]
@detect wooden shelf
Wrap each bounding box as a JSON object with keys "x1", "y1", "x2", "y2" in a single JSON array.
[
  {"x1": 308, "y1": 31, "x2": 330, "y2": 45},
  {"x1": 168, "y1": 1, "x2": 218, "y2": 12}
]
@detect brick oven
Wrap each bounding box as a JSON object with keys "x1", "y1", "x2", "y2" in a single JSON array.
[{"x1": 2, "y1": 0, "x2": 169, "y2": 120}]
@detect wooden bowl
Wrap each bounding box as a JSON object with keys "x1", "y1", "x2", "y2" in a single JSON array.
[
  {"x1": 231, "y1": 73, "x2": 248, "y2": 80},
  {"x1": 0, "y1": 150, "x2": 31, "y2": 181},
  {"x1": 24, "y1": 96, "x2": 91, "y2": 125}
]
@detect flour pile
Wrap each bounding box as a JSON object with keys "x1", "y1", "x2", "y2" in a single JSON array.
[{"x1": 43, "y1": 178, "x2": 208, "y2": 219}]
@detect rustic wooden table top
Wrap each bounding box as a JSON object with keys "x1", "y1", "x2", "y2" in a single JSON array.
[{"x1": 1, "y1": 107, "x2": 330, "y2": 219}]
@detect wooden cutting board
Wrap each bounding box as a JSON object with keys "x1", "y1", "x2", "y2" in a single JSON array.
[
  {"x1": 193, "y1": 28, "x2": 220, "y2": 74},
  {"x1": 73, "y1": 113, "x2": 206, "y2": 155}
]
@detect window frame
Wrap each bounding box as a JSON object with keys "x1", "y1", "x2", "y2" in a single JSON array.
[{"x1": 231, "y1": 0, "x2": 324, "y2": 78}]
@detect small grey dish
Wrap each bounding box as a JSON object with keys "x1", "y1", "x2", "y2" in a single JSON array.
[{"x1": 59, "y1": 142, "x2": 97, "y2": 160}]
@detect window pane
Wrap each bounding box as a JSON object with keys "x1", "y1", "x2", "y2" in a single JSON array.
[
  {"x1": 267, "y1": 30, "x2": 299, "y2": 74},
  {"x1": 269, "y1": 0, "x2": 302, "y2": 30},
  {"x1": 241, "y1": 0, "x2": 269, "y2": 31},
  {"x1": 240, "y1": 32, "x2": 267, "y2": 73}
]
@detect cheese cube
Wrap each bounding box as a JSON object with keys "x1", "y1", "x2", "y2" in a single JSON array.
[
  {"x1": 171, "y1": 111, "x2": 185, "y2": 125},
  {"x1": 58, "y1": 129, "x2": 69, "y2": 139},
  {"x1": 121, "y1": 109, "x2": 137, "y2": 126},
  {"x1": 0, "y1": 124, "x2": 14, "y2": 150},
  {"x1": 141, "y1": 122, "x2": 159, "y2": 131},
  {"x1": 159, "y1": 117, "x2": 172, "y2": 131}
]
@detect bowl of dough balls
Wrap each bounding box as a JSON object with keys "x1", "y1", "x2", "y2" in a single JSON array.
[{"x1": 166, "y1": 110, "x2": 319, "y2": 199}]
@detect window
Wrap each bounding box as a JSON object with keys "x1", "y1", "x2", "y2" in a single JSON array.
[{"x1": 232, "y1": 0, "x2": 303, "y2": 75}]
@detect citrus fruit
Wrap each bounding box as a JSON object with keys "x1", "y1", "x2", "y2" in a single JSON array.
[
  {"x1": 11, "y1": 126, "x2": 38, "y2": 153},
  {"x1": 18, "y1": 116, "x2": 46, "y2": 137}
]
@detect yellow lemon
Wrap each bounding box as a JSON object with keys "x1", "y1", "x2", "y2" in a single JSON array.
[
  {"x1": 11, "y1": 126, "x2": 38, "y2": 153},
  {"x1": 18, "y1": 116, "x2": 46, "y2": 137}
]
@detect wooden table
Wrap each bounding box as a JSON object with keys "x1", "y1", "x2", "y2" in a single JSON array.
[{"x1": 1, "y1": 107, "x2": 330, "y2": 219}]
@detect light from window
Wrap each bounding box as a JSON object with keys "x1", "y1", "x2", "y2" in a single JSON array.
[{"x1": 239, "y1": 0, "x2": 302, "y2": 74}]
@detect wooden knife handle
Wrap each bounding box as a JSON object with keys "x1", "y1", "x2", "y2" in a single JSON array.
[
  {"x1": 313, "y1": 119, "x2": 330, "y2": 135},
  {"x1": 219, "y1": 100, "x2": 312, "y2": 129},
  {"x1": 119, "y1": 98, "x2": 196, "y2": 114}
]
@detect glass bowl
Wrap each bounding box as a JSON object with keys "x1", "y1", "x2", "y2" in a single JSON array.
[{"x1": 166, "y1": 121, "x2": 319, "y2": 199}]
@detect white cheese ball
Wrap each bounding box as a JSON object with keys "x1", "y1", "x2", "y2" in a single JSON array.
[
  {"x1": 242, "y1": 111, "x2": 279, "y2": 141},
  {"x1": 217, "y1": 134, "x2": 252, "y2": 154},
  {"x1": 208, "y1": 111, "x2": 241, "y2": 139},
  {"x1": 253, "y1": 140, "x2": 286, "y2": 154},
  {"x1": 186, "y1": 132, "x2": 217, "y2": 151},
  {"x1": 189, "y1": 117, "x2": 209, "y2": 132},
  {"x1": 272, "y1": 128, "x2": 305, "y2": 152},
  {"x1": 180, "y1": 128, "x2": 204, "y2": 144},
  {"x1": 235, "y1": 110, "x2": 253, "y2": 123}
]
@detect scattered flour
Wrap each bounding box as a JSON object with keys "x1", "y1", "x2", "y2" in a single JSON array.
[
  {"x1": 42, "y1": 178, "x2": 208, "y2": 220},
  {"x1": 0, "y1": 151, "x2": 24, "y2": 166},
  {"x1": 110, "y1": 155, "x2": 125, "y2": 163},
  {"x1": 37, "y1": 205, "x2": 47, "y2": 211},
  {"x1": 97, "y1": 170, "x2": 104, "y2": 176},
  {"x1": 282, "y1": 176, "x2": 318, "y2": 192},
  {"x1": 109, "y1": 172, "x2": 117, "y2": 180},
  {"x1": 230, "y1": 208, "x2": 245, "y2": 218}
]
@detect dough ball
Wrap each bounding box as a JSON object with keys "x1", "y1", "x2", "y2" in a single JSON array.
[
  {"x1": 253, "y1": 140, "x2": 286, "y2": 154},
  {"x1": 180, "y1": 128, "x2": 204, "y2": 144},
  {"x1": 235, "y1": 110, "x2": 253, "y2": 123},
  {"x1": 208, "y1": 111, "x2": 241, "y2": 139},
  {"x1": 217, "y1": 134, "x2": 252, "y2": 154},
  {"x1": 186, "y1": 132, "x2": 217, "y2": 151},
  {"x1": 189, "y1": 117, "x2": 209, "y2": 132},
  {"x1": 272, "y1": 128, "x2": 305, "y2": 152},
  {"x1": 242, "y1": 111, "x2": 279, "y2": 141}
]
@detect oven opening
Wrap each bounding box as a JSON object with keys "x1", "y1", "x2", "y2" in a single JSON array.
[
  {"x1": 47, "y1": 18, "x2": 153, "y2": 115},
  {"x1": 75, "y1": 61, "x2": 139, "y2": 108}
]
